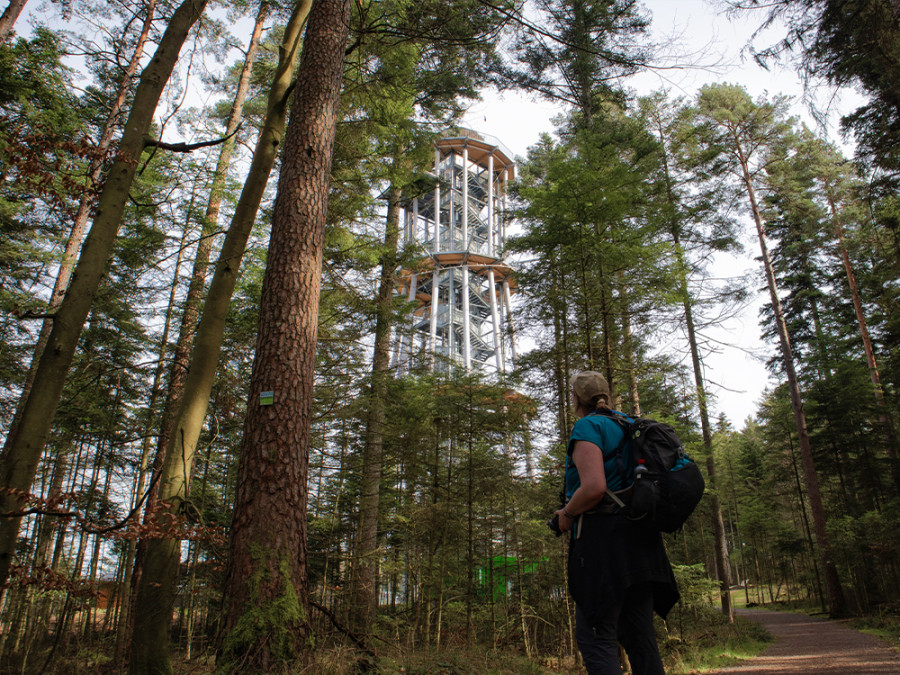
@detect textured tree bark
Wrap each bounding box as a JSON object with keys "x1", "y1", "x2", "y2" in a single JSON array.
[
  {"x1": 739, "y1": 152, "x2": 847, "y2": 618},
  {"x1": 218, "y1": 0, "x2": 351, "y2": 671},
  {"x1": 0, "y1": 0, "x2": 208, "y2": 593},
  {"x1": 129, "y1": 3, "x2": 310, "y2": 673},
  {"x1": 349, "y1": 185, "x2": 402, "y2": 638}
]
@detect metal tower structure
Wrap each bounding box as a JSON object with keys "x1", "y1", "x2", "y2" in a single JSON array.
[{"x1": 395, "y1": 128, "x2": 518, "y2": 374}]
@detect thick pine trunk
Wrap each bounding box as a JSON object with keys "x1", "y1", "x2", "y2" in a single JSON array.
[
  {"x1": 739, "y1": 154, "x2": 847, "y2": 618},
  {"x1": 349, "y1": 185, "x2": 402, "y2": 636},
  {"x1": 0, "y1": 0, "x2": 209, "y2": 592},
  {"x1": 219, "y1": 0, "x2": 351, "y2": 670},
  {"x1": 129, "y1": 3, "x2": 310, "y2": 673}
]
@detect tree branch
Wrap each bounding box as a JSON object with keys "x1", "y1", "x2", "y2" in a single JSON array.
[{"x1": 143, "y1": 123, "x2": 242, "y2": 153}]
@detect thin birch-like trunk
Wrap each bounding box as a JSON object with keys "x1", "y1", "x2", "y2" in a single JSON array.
[
  {"x1": 114, "y1": 188, "x2": 193, "y2": 665},
  {"x1": 349, "y1": 185, "x2": 402, "y2": 637},
  {"x1": 825, "y1": 192, "x2": 900, "y2": 489},
  {"x1": 0, "y1": 0, "x2": 209, "y2": 591},
  {"x1": 129, "y1": 4, "x2": 311, "y2": 673}
]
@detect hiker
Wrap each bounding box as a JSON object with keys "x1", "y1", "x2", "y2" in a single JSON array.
[{"x1": 553, "y1": 371, "x2": 680, "y2": 675}]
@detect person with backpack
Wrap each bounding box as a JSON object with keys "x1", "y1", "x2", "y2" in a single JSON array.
[{"x1": 553, "y1": 371, "x2": 680, "y2": 675}]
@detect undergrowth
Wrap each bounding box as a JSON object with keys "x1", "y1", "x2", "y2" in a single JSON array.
[
  {"x1": 661, "y1": 607, "x2": 772, "y2": 674},
  {"x1": 846, "y1": 604, "x2": 900, "y2": 654}
]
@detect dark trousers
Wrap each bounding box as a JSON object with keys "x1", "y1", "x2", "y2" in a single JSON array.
[{"x1": 574, "y1": 582, "x2": 665, "y2": 675}]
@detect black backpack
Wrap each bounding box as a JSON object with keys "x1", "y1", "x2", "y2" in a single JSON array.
[{"x1": 599, "y1": 412, "x2": 706, "y2": 533}]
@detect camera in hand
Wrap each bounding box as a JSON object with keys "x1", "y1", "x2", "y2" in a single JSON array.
[{"x1": 548, "y1": 514, "x2": 563, "y2": 537}]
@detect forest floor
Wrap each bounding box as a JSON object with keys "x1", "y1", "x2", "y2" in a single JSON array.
[{"x1": 705, "y1": 608, "x2": 900, "y2": 674}]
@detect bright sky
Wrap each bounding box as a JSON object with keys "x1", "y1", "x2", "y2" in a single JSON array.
[{"x1": 461, "y1": 0, "x2": 867, "y2": 428}]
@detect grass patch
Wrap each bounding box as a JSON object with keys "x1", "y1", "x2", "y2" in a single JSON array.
[
  {"x1": 846, "y1": 605, "x2": 900, "y2": 654},
  {"x1": 662, "y1": 606, "x2": 773, "y2": 674}
]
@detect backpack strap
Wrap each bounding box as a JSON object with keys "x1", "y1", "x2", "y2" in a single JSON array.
[{"x1": 587, "y1": 410, "x2": 634, "y2": 497}]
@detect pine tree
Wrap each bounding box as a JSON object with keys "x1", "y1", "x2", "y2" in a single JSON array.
[
  {"x1": 219, "y1": 0, "x2": 351, "y2": 669},
  {"x1": 640, "y1": 90, "x2": 742, "y2": 620},
  {"x1": 685, "y1": 82, "x2": 847, "y2": 617}
]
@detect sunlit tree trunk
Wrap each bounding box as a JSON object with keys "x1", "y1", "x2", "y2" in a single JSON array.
[
  {"x1": 660, "y1": 123, "x2": 734, "y2": 618},
  {"x1": 824, "y1": 193, "x2": 900, "y2": 489},
  {"x1": 0, "y1": 0, "x2": 28, "y2": 42},
  {"x1": 154, "y1": 1, "x2": 267, "y2": 466}
]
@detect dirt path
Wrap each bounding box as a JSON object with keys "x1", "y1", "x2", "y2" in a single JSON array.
[{"x1": 707, "y1": 608, "x2": 900, "y2": 674}]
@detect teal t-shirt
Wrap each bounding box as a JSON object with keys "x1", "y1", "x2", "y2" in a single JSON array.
[{"x1": 565, "y1": 410, "x2": 633, "y2": 499}]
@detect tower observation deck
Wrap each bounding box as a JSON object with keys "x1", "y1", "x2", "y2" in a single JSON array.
[{"x1": 395, "y1": 128, "x2": 518, "y2": 374}]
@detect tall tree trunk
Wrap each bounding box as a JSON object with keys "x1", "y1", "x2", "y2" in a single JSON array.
[
  {"x1": 616, "y1": 274, "x2": 640, "y2": 416},
  {"x1": 825, "y1": 194, "x2": 900, "y2": 489},
  {"x1": 154, "y1": 1, "x2": 267, "y2": 465},
  {"x1": 661, "y1": 121, "x2": 734, "y2": 618},
  {"x1": 7, "y1": 0, "x2": 157, "y2": 445},
  {"x1": 127, "y1": 5, "x2": 265, "y2": 660},
  {"x1": 349, "y1": 184, "x2": 402, "y2": 637},
  {"x1": 551, "y1": 256, "x2": 568, "y2": 445},
  {"x1": 577, "y1": 239, "x2": 595, "y2": 368},
  {"x1": 219, "y1": 0, "x2": 350, "y2": 670},
  {"x1": 681, "y1": 282, "x2": 734, "y2": 621},
  {"x1": 115, "y1": 191, "x2": 192, "y2": 666},
  {"x1": 129, "y1": 3, "x2": 310, "y2": 673},
  {"x1": 0, "y1": 0, "x2": 209, "y2": 592},
  {"x1": 596, "y1": 259, "x2": 615, "y2": 397},
  {"x1": 0, "y1": 0, "x2": 28, "y2": 42},
  {"x1": 738, "y1": 150, "x2": 846, "y2": 618}
]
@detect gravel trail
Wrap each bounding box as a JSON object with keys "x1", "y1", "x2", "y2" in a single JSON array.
[{"x1": 707, "y1": 608, "x2": 900, "y2": 674}]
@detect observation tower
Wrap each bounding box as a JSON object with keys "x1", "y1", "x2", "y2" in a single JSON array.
[{"x1": 394, "y1": 128, "x2": 518, "y2": 375}]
